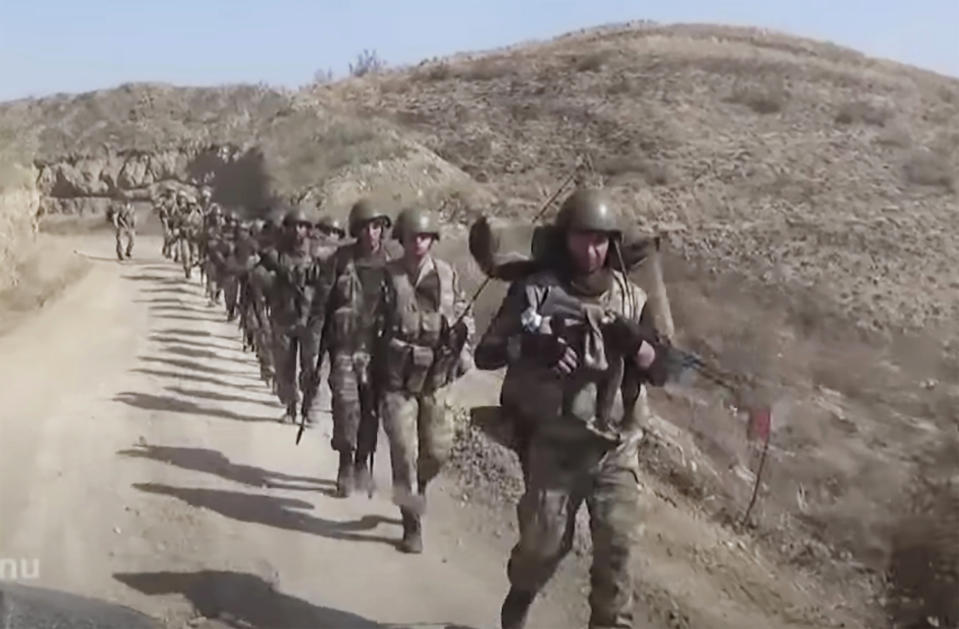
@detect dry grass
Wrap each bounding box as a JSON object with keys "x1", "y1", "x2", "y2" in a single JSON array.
[
  {"x1": 904, "y1": 149, "x2": 955, "y2": 191},
  {"x1": 834, "y1": 100, "x2": 892, "y2": 126},
  {"x1": 0, "y1": 234, "x2": 90, "y2": 337}
]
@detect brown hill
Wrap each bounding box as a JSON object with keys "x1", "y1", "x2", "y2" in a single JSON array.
[{"x1": 3, "y1": 22, "x2": 959, "y2": 628}]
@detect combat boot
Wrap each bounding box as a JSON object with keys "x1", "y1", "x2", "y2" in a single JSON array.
[
  {"x1": 500, "y1": 588, "x2": 535, "y2": 629},
  {"x1": 399, "y1": 509, "x2": 423, "y2": 554},
  {"x1": 336, "y1": 451, "x2": 354, "y2": 498},
  {"x1": 354, "y1": 453, "x2": 375, "y2": 497}
]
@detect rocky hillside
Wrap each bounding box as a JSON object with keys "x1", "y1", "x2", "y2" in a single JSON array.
[
  {"x1": 315, "y1": 22, "x2": 959, "y2": 337},
  {"x1": 0, "y1": 83, "x2": 478, "y2": 218}
]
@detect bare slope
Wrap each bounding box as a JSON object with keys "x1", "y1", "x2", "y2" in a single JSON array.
[{"x1": 318, "y1": 22, "x2": 959, "y2": 336}]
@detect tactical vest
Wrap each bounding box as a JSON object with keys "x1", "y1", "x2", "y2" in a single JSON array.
[
  {"x1": 325, "y1": 245, "x2": 387, "y2": 353},
  {"x1": 381, "y1": 257, "x2": 456, "y2": 394}
]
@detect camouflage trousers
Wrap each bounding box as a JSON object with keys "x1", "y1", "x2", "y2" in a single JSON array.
[
  {"x1": 326, "y1": 350, "x2": 378, "y2": 457},
  {"x1": 178, "y1": 237, "x2": 198, "y2": 278},
  {"x1": 380, "y1": 388, "x2": 452, "y2": 509},
  {"x1": 221, "y1": 273, "x2": 239, "y2": 319},
  {"x1": 204, "y1": 261, "x2": 220, "y2": 302},
  {"x1": 160, "y1": 220, "x2": 173, "y2": 257},
  {"x1": 272, "y1": 323, "x2": 320, "y2": 417},
  {"x1": 115, "y1": 228, "x2": 134, "y2": 259},
  {"x1": 508, "y1": 435, "x2": 641, "y2": 629}
]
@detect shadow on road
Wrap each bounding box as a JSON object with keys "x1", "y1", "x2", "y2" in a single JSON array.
[
  {"x1": 137, "y1": 356, "x2": 252, "y2": 378},
  {"x1": 154, "y1": 328, "x2": 231, "y2": 340},
  {"x1": 118, "y1": 444, "x2": 331, "y2": 491},
  {"x1": 115, "y1": 391, "x2": 276, "y2": 423},
  {"x1": 149, "y1": 306, "x2": 222, "y2": 319},
  {"x1": 161, "y1": 344, "x2": 239, "y2": 362},
  {"x1": 113, "y1": 570, "x2": 383, "y2": 629},
  {"x1": 148, "y1": 335, "x2": 235, "y2": 351},
  {"x1": 132, "y1": 368, "x2": 250, "y2": 390},
  {"x1": 166, "y1": 385, "x2": 272, "y2": 406},
  {"x1": 132, "y1": 483, "x2": 401, "y2": 545}
]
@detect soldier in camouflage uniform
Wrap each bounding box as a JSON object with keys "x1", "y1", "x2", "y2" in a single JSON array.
[
  {"x1": 377, "y1": 207, "x2": 474, "y2": 553},
  {"x1": 266, "y1": 208, "x2": 320, "y2": 423},
  {"x1": 475, "y1": 188, "x2": 660, "y2": 629},
  {"x1": 201, "y1": 204, "x2": 225, "y2": 304},
  {"x1": 112, "y1": 200, "x2": 136, "y2": 260},
  {"x1": 236, "y1": 219, "x2": 265, "y2": 351},
  {"x1": 308, "y1": 199, "x2": 392, "y2": 497},
  {"x1": 310, "y1": 214, "x2": 345, "y2": 263},
  {"x1": 216, "y1": 211, "x2": 244, "y2": 321},
  {"x1": 316, "y1": 215, "x2": 346, "y2": 242},
  {"x1": 178, "y1": 196, "x2": 204, "y2": 279},
  {"x1": 155, "y1": 191, "x2": 175, "y2": 259},
  {"x1": 248, "y1": 213, "x2": 283, "y2": 388}
]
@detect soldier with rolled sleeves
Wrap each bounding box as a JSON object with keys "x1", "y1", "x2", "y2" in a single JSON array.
[{"x1": 376, "y1": 206, "x2": 474, "y2": 553}]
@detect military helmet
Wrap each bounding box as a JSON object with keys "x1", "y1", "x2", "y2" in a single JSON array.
[
  {"x1": 317, "y1": 215, "x2": 346, "y2": 237},
  {"x1": 394, "y1": 207, "x2": 440, "y2": 242},
  {"x1": 348, "y1": 198, "x2": 392, "y2": 237},
  {"x1": 201, "y1": 188, "x2": 212, "y2": 199},
  {"x1": 283, "y1": 207, "x2": 310, "y2": 228},
  {"x1": 554, "y1": 188, "x2": 621, "y2": 237}
]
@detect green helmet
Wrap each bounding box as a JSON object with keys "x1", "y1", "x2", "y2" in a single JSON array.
[
  {"x1": 283, "y1": 208, "x2": 310, "y2": 228},
  {"x1": 317, "y1": 215, "x2": 346, "y2": 237},
  {"x1": 394, "y1": 207, "x2": 440, "y2": 242},
  {"x1": 554, "y1": 188, "x2": 621, "y2": 237},
  {"x1": 348, "y1": 198, "x2": 392, "y2": 237}
]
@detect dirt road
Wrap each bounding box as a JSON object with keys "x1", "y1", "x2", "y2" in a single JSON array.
[{"x1": 0, "y1": 235, "x2": 578, "y2": 629}]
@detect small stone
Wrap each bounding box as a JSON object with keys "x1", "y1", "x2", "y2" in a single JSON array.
[{"x1": 113, "y1": 526, "x2": 121, "y2": 534}]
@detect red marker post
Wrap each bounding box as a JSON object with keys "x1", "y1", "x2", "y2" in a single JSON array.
[{"x1": 741, "y1": 405, "x2": 773, "y2": 527}]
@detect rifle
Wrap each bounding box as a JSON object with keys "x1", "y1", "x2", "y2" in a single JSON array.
[{"x1": 526, "y1": 282, "x2": 740, "y2": 397}]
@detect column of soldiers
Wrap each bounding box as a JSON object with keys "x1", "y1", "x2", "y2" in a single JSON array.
[{"x1": 150, "y1": 185, "x2": 669, "y2": 629}]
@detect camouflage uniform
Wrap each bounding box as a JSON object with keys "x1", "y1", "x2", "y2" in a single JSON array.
[
  {"x1": 249, "y1": 222, "x2": 280, "y2": 387},
  {"x1": 476, "y1": 188, "x2": 651, "y2": 629},
  {"x1": 308, "y1": 199, "x2": 392, "y2": 497},
  {"x1": 179, "y1": 200, "x2": 204, "y2": 279},
  {"x1": 378, "y1": 207, "x2": 473, "y2": 553},
  {"x1": 113, "y1": 201, "x2": 136, "y2": 260},
  {"x1": 266, "y1": 209, "x2": 320, "y2": 422},
  {"x1": 155, "y1": 195, "x2": 175, "y2": 258}
]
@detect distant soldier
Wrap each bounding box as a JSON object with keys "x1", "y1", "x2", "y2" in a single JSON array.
[
  {"x1": 155, "y1": 190, "x2": 175, "y2": 258},
  {"x1": 474, "y1": 188, "x2": 661, "y2": 629},
  {"x1": 248, "y1": 212, "x2": 284, "y2": 388},
  {"x1": 201, "y1": 204, "x2": 225, "y2": 304},
  {"x1": 310, "y1": 214, "x2": 345, "y2": 263},
  {"x1": 112, "y1": 200, "x2": 136, "y2": 260},
  {"x1": 216, "y1": 211, "x2": 243, "y2": 321},
  {"x1": 266, "y1": 208, "x2": 320, "y2": 423},
  {"x1": 377, "y1": 207, "x2": 474, "y2": 553},
  {"x1": 179, "y1": 197, "x2": 204, "y2": 280},
  {"x1": 308, "y1": 199, "x2": 392, "y2": 497}
]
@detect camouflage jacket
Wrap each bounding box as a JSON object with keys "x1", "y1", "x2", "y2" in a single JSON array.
[
  {"x1": 310, "y1": 243, "x2": 389, "y2": 354},
  {"x1": 475, "y1": 269, "x2": 649, "y2": 444},
  {"x1": 113, "y1": 204, "x2": 136, "y2": 230},
  {"x1": 265, "y1": 247, "x2": 318, "y2": 328},
  {"x1": 378, "y1": 255, "x2": 474, "y2": 394}
]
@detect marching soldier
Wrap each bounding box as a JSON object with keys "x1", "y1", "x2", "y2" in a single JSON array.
[
  {"x1": 377, "y1": 206, "x2": 474, "y2": 553},
  {"x1": 308, "y1": 199, "x2": 392, "y2": 497},
  {"x1": 112, "y1": 200, "x2": 136, "y2": 260},
  {"x1": 474, "y1": 188, "x2": 660, "y2": 629}
]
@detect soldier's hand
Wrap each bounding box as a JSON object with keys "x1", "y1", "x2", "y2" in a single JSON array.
[
  {"x1": 636, "y1": 340, "x2": 656, "y2": 369},
  {"x1": 552, "y1": 339, "x2": 578, "y2": 375}
]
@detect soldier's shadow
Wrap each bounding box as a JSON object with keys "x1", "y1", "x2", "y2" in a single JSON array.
[
  {"x1": 114, "y1": 391, "x2": 276, "y2": 423},
  {"x1": 117, "y1": 444, "x2": 331, "y2": 491},
  {"x1": 132, "y1": 483, "x2": 400, "y2": 545},
  {"x1": 113, "y1": 569, "x2": 383, "y2": 628}
]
